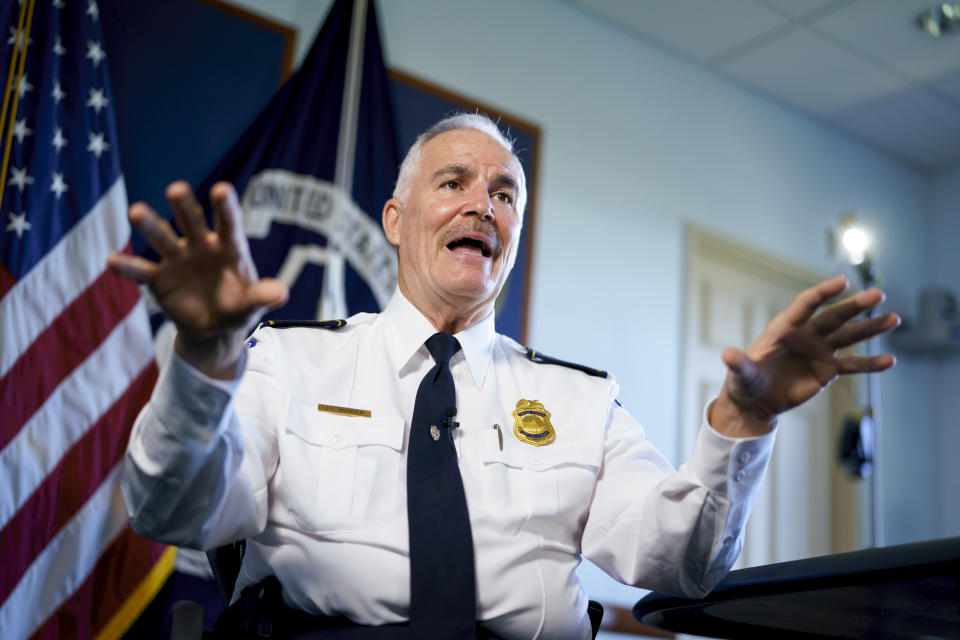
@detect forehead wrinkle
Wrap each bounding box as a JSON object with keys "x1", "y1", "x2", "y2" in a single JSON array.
[{"x1": 431, "y1": 164, "x2": 473, "y2": 182}]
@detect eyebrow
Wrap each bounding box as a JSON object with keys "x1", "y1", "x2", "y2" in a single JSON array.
[
  {"x1": 432, "y1": 164, "x2": 519, "y2": 194},
  {"x1": 490, "y1": 174, "x2": 519, "y2": 195}
]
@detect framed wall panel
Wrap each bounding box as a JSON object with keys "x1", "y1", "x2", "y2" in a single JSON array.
[{"x1": 102, "y1": 2, "x2": 538, "y2": 341}]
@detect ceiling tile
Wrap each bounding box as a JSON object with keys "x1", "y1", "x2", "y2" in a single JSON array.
[
  {"x1": 813, "y1": 0, "x2": 960, "y2": 82},
  {"x1": 756, "y1": 0, "x2": 846, "y2": 20},
  {"x1": 933, "y1": 69, "x2": 960, "y2": 104},
  {"x1": 572, "y1": 0, "x2": 787, "y2": 62},
  {"x1": 562, "y1": 0, "x2": 960, "y2": 170},
  {"x1": 832, "y1": 88, "x2": 960, "y2": 172},
  {"x1": 720, "y1": 29, "x2": 908, "y2": 115}
]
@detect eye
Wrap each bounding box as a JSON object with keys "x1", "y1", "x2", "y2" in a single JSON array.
[
  {"x1": 494, "y1": 191, "x2": 514, "y2": 205},
  {"x1": 442, "y1": 179, "x2": 461, "y2": 190}
]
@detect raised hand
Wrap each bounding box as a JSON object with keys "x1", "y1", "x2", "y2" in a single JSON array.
[
  {"x1": 107, "y1": 181, "x2": 288, "y2": 378},
  {"x1": 709, "y1": 276, "x2": 899, "y2": 438}
]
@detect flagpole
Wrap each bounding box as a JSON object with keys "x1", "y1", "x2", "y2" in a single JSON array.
[
  {"x1": 323, "y1": 0, "x2": 368, "y2": 319},
  {"x1": 0, "y1": 0, "x2": 35, "y2": 212},
  {"x1": 334, "y1": 0, "x2": 368, "y2": 194}
]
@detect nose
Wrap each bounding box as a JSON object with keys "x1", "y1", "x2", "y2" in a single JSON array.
[{"x1": 465, "y1": 184, "x2": 494, "y2": 221}]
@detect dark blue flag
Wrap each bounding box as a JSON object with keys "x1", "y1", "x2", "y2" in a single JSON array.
[
  {"x1": 197, "y1": 0, "x2": 399, "y2": 321},
  {"x1": 118, "y1": 4, "x2": 400, "y2": 635}
]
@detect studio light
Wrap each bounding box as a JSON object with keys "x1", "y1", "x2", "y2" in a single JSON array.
[
  {"x1": 916, "y1": 3, "x2": 960, "y2": 38},
  {"x1": 829, "y1": 213, "x2": 884, "y2": 547},
  {"x1": 841, "y1": 226, "x2": 868, "y2": 266},
  {"x1": 833, "y1": 214, "x2": 877, "y2": 288}
]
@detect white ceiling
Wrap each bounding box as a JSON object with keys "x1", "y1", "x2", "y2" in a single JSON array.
[{"x1": 567, "y1": 0, "x2": 960, "y2": 175}]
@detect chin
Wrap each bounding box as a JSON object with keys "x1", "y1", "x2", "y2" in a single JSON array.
[{"x1": 443, "y1": 277, "x2": 499, "y2": 304}]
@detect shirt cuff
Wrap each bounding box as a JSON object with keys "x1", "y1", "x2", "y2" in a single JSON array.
[
  {"x1": 152, "y1": 348, "x2": 244, "y2": 445},
  {"x1": 687, "y1": 404, "x2": 776, "y2": 502}
]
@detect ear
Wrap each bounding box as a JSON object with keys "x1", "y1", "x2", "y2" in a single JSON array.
[{"x1": 382, "y1": 198, "x2": 402, "y2": 247}]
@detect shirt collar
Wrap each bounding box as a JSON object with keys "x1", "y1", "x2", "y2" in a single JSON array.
[{"x1": 382, "y1": 289, "x2": 495, "y2": 389}]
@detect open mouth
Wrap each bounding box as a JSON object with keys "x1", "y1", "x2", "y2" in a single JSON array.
[{"x1": 447, "y1": 233, "x2": 494, "y2": 258}]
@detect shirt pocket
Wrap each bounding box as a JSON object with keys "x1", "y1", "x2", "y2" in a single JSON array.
[
  {"x1": 478, "y1": 428, "x2": 600, "y2": 542},
  {"x1": 277, "y1": 403, "x2": 405, "y2": 534}
]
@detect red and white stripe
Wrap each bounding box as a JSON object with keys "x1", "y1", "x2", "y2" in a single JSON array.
[
  {"x1": 0, "y1": 180, "x2": 133, "y2": 378},
  {"x1": 0, "y1": 178, "x2": 164, "y2": 639}
]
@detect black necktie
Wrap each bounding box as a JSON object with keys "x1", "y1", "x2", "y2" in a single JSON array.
[{"x1": 407, "y1": 332, "x2": 476, "y2": 639}]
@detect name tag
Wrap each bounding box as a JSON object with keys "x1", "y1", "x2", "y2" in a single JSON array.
[{"x1": 317, "y1": 403, "x2": 371, "y2": 418}]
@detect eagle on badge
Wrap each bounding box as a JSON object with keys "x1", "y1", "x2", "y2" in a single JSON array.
[{"x1": 512, "y1": 399, "x2": 555, "y2": 446}]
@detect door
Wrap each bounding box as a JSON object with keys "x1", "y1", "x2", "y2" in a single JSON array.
[{"x1": 679, "y1": 227, "x2": 863, "y2": 566}]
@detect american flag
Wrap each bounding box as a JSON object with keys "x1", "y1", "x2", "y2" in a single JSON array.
[{"x1": 0, "y1": 1, "x2": 171, "y2": 638}]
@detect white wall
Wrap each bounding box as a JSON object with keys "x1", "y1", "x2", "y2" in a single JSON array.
[
  {"x1": 931, "y1": 167, "x2": 960, "y2": 538},
  {"x1": 224, "y1": 0, "x2": 951, "y2": 601}
]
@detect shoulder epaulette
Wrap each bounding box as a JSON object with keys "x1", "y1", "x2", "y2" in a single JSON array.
[
  {"x1": 526, "y1": 348, "x2": 607, "y2": 378},
  {"x1": 261, "y1": 319, "x2": 347, "y2": 329}
]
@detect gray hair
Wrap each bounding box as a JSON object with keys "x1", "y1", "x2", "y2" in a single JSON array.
[{"x1": 393, "y1": 112, "x2": 527, "y2": 216}]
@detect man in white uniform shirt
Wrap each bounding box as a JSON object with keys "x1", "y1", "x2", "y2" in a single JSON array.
[{"x1": 108, "y1": 114, "x2": 899, "y2": 639}]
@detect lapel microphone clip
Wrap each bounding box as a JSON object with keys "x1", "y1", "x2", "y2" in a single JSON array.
[{"x1": 442, "y1": 406, "x2": 460, "y2": 428}]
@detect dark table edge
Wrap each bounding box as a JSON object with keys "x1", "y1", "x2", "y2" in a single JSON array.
[{"x1": 633, "y1": 536, "x2": 960, "y2": 630}]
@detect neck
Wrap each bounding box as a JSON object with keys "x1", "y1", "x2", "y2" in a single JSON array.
[{"x1": 399, "y1": 284, "x2": 493, "y2": 335}]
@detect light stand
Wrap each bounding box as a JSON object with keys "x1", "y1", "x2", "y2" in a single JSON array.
[{"x1": 834, "y1": 217, "x2": 884, "y2": 548}]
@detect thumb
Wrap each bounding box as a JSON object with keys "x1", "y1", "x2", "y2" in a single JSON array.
[
  {"x1": 247, "y1": 278, "x2": 289, "y2": 311},
  {"x1": 722, "y1": 347, "x2": 759, "y2": 384},
  {"x1": 721, "y1": 347, "x2": 770, "y2": 399}
]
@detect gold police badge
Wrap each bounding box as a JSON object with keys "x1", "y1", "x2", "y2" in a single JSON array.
[{"x1": 512, "y1": 399, "x2": 555, "y2": 446}]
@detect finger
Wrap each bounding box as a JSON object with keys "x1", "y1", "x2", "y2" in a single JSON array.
[
  {"x1": 107, "y1": 251, "x2": 159, "y2": 283},
  {"x1": 828, "y1": 312, "x2": 901, "y2": 349},
  {"x1": 246, "y1": 278, "x2": 289, "y2": 311},
  {"x1": 211, "y1": 181, "x2": 259, "y2": 279},
  {"x1": 777, "y1": 276, "x2": 849, "y2": 327},
  {"x1": 211, "y1": 182, "x2": 245, "y2": 248},
  {"x1": 836, "y1": 354, "x2": 895, "y2": 374},
  {"x1": 166, "y1": 180, "x2": 209, "y2": 244},
  {"x1": 211, "y1": 181, "x2": 237, "y2": 239},
  {"x1": 811, "y1": 287, "x2": 886, "y2": 335},
  {"x1": 129, "y1": 202, "x2": 180, "y2": 257}
]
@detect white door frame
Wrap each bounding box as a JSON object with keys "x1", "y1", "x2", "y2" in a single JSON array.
[{"x1": 679, "y1": 225, "x2": 864, "y2": 563}]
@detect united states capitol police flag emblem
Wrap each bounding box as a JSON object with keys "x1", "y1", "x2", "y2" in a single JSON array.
[{"x1": 512, "y1": 399, "x2": 555, "y2": 446}]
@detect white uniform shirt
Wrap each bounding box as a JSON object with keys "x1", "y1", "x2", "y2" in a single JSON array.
[{"x1": 122, "y1": 291, "x2": 774, "y2": 640}]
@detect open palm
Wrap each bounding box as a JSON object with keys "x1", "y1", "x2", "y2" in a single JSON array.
[
  {"x1": 108, "y1": 181, "x2": 288, "y2": 375},
  {"x1": 714, "y1": 277, "x2": 898, "y2": 436}
]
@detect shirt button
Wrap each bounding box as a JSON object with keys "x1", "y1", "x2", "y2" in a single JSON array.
[
  {"x1": 738, "y1": 451, "x2": 751, "y2": 465},
  {"x1": 332, "y1": 434, "x2": 343, "y2": 443},
  {"x1": 734, "y1": 470, "x2": 745, "y2": 482},
  {"x1": 531, "y1": 458, "x2": 542, "y2": 468}
]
